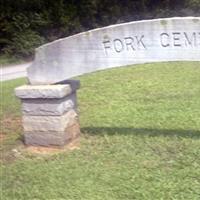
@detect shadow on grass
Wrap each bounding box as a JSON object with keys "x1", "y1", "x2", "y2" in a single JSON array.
[{"x1": 81, "y1": 127, "x2": 200, "y2": 139}]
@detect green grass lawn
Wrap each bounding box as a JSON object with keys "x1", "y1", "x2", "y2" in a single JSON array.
[{"x1": 1, "y1": 62, "x2": 200, "y2": 199}]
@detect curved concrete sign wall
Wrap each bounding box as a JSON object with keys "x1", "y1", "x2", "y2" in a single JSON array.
[{"x1": 28, "y1": 17, "x2": 200, "y2": 85}]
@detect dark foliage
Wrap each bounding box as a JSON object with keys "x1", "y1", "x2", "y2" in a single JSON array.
[{"x1": 0, "y1": 0, "x2": 199, "y2": 58}]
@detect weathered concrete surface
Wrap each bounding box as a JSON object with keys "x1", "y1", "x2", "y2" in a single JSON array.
[{"x1": 28, "y1": 17, "x2": 200, "y2": 85}]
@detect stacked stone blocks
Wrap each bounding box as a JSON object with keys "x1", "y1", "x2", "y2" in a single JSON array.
[{"x1": 15, "y1": 81, "x2": 80, "y2": 147}]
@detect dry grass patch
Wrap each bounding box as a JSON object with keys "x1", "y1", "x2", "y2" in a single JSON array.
[{"x1": 0, "y1": 116, "x2": 22, "y2": 135}]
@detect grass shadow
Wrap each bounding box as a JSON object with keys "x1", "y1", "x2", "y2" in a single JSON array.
[{"x1": 81, "y1": 127, "x2": 200, "y2": 139}]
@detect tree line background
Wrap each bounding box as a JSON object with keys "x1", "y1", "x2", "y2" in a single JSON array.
[{"x1": 1, "y1": 0, "x2": 199, "y2": 59}]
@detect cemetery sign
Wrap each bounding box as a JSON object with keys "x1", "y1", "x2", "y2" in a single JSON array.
[{"x1": 28, "y1": 17, "x2": 200, "y2": 85}]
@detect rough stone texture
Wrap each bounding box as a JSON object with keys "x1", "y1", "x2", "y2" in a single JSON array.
[
  {"x1": 15, "y1": 84, "x2": 72, "y2": 99},
  {"x1": 15, "y1": 83, "x2": 80, "y2": 147},
  {"x1": 22, "y1": 92, "x2": 77, "y2": 116},
  {"x1": 24, "y1": 119, "x2": 80, "y2": 146},
  {"x1": 23, "y1": 109, "x2": 78, "y2": 132},
  {"x1": 24, "y1": 131, "x2": 69, "y2": 146},
  {"x1": 27, "y1": 17, "x2": 200, "y2": 85}
]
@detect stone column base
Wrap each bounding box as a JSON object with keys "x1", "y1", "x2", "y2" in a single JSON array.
[{"x1": 15, "y1": 81, "x2": 80, "y2": 147}]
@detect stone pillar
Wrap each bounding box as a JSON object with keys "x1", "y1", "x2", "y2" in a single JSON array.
[{"x1": 15, "y1": 80, "x2": 80, "y2": 147}]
